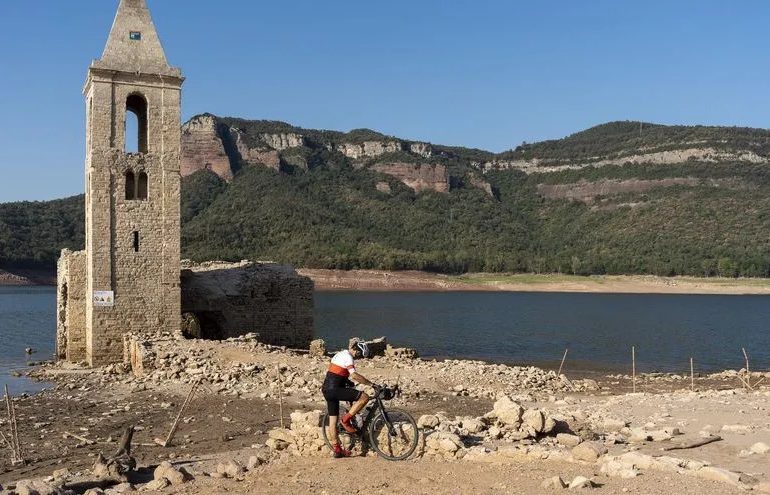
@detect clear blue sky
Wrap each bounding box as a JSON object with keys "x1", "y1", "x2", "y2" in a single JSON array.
[{"x1": 1, "y1": 1, "x2": 769, "y2": 201}]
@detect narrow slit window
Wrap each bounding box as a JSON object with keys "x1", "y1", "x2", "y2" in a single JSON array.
[
  {"x1": 133, "y1": 231, "x2": 140, "y2": 252},
  {"x1": 125, "y1": 170, "x2": 136, "y2": 200},
  {"x1": 137, "y1": 171, "x2": 148, "y2": 200}
]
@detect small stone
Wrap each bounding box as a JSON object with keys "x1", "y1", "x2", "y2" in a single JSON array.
[
  {"x1": 568, "y1": 476, "x2": 596, "y2": 490},
  {"x1": 141, "y1": 478, "x2": 169, "y2": 491},
  {"x1": 216, "y1": 459, "x2": 245, "y2": 479},
  {"x1": 571, "y1": 442, "x2": 607, "y2": 462},
  {"x1": 751, "y1": 442, "x2": 770, "y2": 454},
  {"x1": 696, "y1": 466, "x2": 741, "y2": 486},
  {"x1": 541, "y1": 476, "x2": 567, "y2": 489},
  {"x1": 417, "y1": 415, "x2": 440, "y2": 429},
  {"x1": 247, "y1": 455, "x2": 264, "y2": 470},
  {"x1": 85, "y1": 489, "x2": 106, "y2": 495},
  {"x1": 557, "y1": 433, "x2": 582, "y2": 448}
]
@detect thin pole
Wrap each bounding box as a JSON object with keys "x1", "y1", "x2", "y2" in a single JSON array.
[
  {"x1": 690, "y1": 357, "x2": 694, "y2": 392},
  {"x1": 632, "y1": 346, "x2": 636, "y2": 393},
  {"x1": 4, "y1": 385, "x2": 22, "y2": 465},
  {"x1": 557, "y1": 348, "x2": 569, "y2": 376},
  {"x1": 742, "y1": 348, "x2": 751, "y2": 390},
  {"x1": 158, "y1": 378, "x2": 199, "y2": 447}
]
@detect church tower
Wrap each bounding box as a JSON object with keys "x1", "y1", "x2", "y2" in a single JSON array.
[{"x1": 83, "y1": 0, "x2": 184, "y2": 365}]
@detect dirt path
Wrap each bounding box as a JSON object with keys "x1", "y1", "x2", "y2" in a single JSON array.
[
  {"x1": 144, "y1": 456, "x2": 746, "y2": 495},
  {"x1": 1, "y1": 337, "x2": 768, "y2": 493}
]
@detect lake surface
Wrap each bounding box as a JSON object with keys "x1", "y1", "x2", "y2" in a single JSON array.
[
  {"x1": 316, "y1": 291, "x2": 770, "y2": 375},
  {"x1": 0, "y1": 286, "x2": 56, "y2": 395},
  {"x1": 2, "y1": 287, "x2": 769, "y2": 394}
]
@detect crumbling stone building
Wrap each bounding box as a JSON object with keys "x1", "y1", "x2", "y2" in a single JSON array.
[{"x1": 57, "y1": 0, "x2": 314, "y2": 365}]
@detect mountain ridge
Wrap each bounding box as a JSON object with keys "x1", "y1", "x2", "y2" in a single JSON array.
[{"x1": 2, "y1": 117, "x2": 769, "y2": 279}]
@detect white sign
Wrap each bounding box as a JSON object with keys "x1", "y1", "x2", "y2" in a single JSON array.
[{"x1": 93, "y1": 291, "x2": 115, "y2": 307}]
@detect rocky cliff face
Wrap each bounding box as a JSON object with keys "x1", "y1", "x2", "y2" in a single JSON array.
[
  {"x1": 232, "y1": 130, "x2": 281, "y2": 170},
  {"x1": 259, "y1": 133, "x2": 306, "y2": 151},
  {"x1": 181, "y1": 115, "x2": 234, "y2": 181},
  {"x1": 336, "y1": 141, "x2": 402, "y2": 160},
  {"x1": 371, "y1": 163, "x2": 449, "y2": 193},
  {"x1": 480, "y1": 148, "x2": 767, "y2": 175}
]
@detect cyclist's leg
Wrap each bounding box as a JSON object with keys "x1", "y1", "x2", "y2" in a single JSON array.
[
  {"x1": 326, "y1": 398, "x2": 340, "y2": 445},
  {"x1": 346, "y1": 391, "x2": 370, "y2": 417}
]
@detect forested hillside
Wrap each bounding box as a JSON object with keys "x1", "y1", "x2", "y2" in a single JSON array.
[{"x1": 2, "y1": 120, "x2": 770, "y2": 278}]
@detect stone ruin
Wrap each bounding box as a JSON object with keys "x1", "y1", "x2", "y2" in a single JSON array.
[{"x1": 180, "y1": 260, "x2": 314, "y2": 348}]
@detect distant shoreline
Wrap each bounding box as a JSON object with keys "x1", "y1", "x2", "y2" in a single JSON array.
[
  {"x1": 298, "y1": 269, "x2": 770, "y2": 295},
  {"x1": 4, "y1": 267, "x2": 770, "y2": 295}
]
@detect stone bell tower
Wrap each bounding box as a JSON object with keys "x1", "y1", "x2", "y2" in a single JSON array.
[{"x1": 83, "y1": 0, "x2": 184, "y2": 365}]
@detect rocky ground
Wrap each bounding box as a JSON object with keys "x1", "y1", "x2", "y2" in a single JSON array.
[{"x1": 0, "y1": 334, "x2": 768, "y2": 494}]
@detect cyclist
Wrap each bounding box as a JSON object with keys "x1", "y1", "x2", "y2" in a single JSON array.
[{"x1": 322, "y1": 338, "x2": 377, "y2": 458}]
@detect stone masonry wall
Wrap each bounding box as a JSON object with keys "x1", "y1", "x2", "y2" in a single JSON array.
[
  {"x1": 82, "y1": 0, "x2": 182, "y2": 366},
  {"x1": 56, "y1": 250, "x2": 87, "y2": 362},
  {"x1": 180, "y1": 261, "x2": 314, "y2": 348}
]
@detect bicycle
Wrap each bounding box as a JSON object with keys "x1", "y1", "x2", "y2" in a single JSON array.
[{"x1": 321, "y1": 385, "x2": 419, "y2": 461}]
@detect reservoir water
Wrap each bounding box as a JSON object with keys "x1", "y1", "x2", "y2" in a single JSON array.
[{"x1": 2, "y1": 287, "x2": 769, "y2": 393}]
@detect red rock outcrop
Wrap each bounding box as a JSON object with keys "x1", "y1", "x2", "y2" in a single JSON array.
[
  {"x1": 181, "y1": 115, "x2": 234, "y2": 181},
  {"x1": 371, "y1": 162, "x2": 449, "y2": 193}
]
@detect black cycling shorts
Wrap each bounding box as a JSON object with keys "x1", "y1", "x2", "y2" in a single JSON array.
[{"x1": 322, "y1": 387, "x2": 362, "y2": 416}]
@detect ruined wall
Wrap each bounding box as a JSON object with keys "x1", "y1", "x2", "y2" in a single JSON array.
[
  {"x1": 56, "y1": 250, "x2": 87, "y2": 362},
  {"x1": 371, "y1": 162, "x2": 450, "y2": 193},
  {"x1": 181, "y1": 261, "x2": 314, "y2": 348}
]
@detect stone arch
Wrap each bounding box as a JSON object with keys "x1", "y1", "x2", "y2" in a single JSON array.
[
  {"x1": 137, "y1": 170, "x2": 148, "y2": 200},
  {"x1": 125, "y1": 93, "x2": 148, "y2": 153},
  {"x1": 125, "y1": 169, "x2": 136, "y2": 200}
]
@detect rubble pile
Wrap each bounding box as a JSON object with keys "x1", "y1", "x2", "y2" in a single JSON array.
[{"x1": 264, "y1": 410, "x2": 329, "y2": 457}]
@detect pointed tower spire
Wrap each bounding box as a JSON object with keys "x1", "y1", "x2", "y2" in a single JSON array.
[{"x1": 94, "y1": 0, "x2": 180, "y2": 76}]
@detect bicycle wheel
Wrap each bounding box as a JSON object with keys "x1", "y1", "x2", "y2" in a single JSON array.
[
  {"x1": 321, "y1": 406, "x2": 355, "y2": 453},
  {"x1": 368, "y1": 408, "x2": 419, "y2": 461}
]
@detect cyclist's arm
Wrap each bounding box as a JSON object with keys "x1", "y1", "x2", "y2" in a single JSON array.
[{"x1": 350, "y1": 372, "x2": 373, "y2": 387}]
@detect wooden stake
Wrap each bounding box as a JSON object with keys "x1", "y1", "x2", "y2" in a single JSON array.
[
  {"x1": 632, "y1": 346, "x2": 636, "y2": 393},
  {"x1": 742, "y1": 348, "x2": 752, "y2": 390},
  {"x1": 63, "y1": 431, "x2": 95, "y2": 445},
  {"x1": 277, "y1": 367, "x2": 285, "y2": 429},
  {"x1": 4, "y1": 385, "x2": 23, "y2": 465},
  {"x1": 662, "y1": 435, "x2": 721, "y2": 451},
  {"x1": 557, "y1": 348, "x2": 569, "y2": 376},
  {"x1": 154, "y1": 378, "x2": 200, "y2": 447},
  {"x1": 689, "y1": 357, "x2": 694, "y2": 391}
]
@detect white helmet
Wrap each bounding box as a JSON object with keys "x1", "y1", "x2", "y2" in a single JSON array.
[{"x1": 355, "y1": 341, "x2": 370, "y2": 358}]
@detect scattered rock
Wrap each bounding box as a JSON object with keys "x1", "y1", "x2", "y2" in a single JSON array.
[
  {"x1": 309, "y1": 339, "x2": 327, "y2": 357},
  {"x1": 541, "y1": 476, "x2": 567, "y2": 489},
  {"x1": 522, "y1": 409, "x2": 545, "y2": 433},
  {"x1": 568, "y1": 476, "x2": 596, "y2": 490},
  {"x1": 248, "y1": 455, "x2": 264, "y2": 470},
  {"x1": 141, "y1": 478, "x2": 170, "y2": 491},
  {"x1": 557, "y1": 434, "x2": 582, "y2": 448},
  {"x1": 750, "y1": 442, "x2": 770, "y2": 454},
  {"x1": 216, "y1": 459, "x2": 245, "y2": 479},
  {"x1": 571, "y1": 442, "x2": 607, "y2": 463},
  {"x1": 695, "y1": 466, "x2": 741, "y2": 486},
  {"x1": 418, "y1": 415, "x2": 440, "y2": 429},
  {"x1": 153, "y1": 461, "x2": 192, "y2": 485}
]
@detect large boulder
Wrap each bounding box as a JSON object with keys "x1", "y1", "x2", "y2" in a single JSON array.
[{"x1": 493, "y1": 396, "x2": 524, "y2": 427}]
